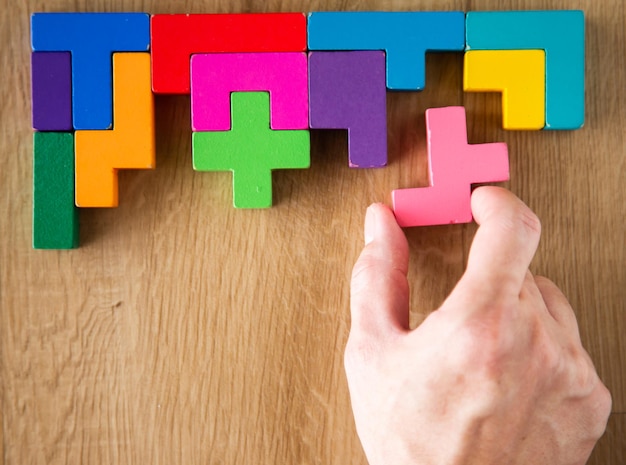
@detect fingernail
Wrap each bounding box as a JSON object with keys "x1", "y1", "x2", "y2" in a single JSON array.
[{"x1": 364, "y1": 205, "x2": 377, "y2": 245}]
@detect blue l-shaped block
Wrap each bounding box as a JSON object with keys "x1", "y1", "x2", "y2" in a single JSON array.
[
  {"x1": 31, "y1": 13, "x2": 150, "y2": 130},
  {"x1": 307, "y1": 12, "x2": 465, "y2": 90}
]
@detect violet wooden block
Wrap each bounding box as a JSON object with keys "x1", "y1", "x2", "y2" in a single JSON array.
[
  {"x1": 31, "y1": 52, "x2": 72, "y2": 131},
  {"x1": 308, "y1": 51, "x2": 387, "y2": 168}
]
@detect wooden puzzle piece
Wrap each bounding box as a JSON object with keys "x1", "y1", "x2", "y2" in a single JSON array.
[
  {"x1": 308, "y1": 51, "x2": 387, "y2": 168},
  {"x1": 151, "y1": 14, "x2": 306, "y2": 94},
  {"x1": 464, "y1": 50, "x2": 545, "y2": 130},
  {"x1": 307, "y1": 12, "x2": 465, "y2": 90},
  {"x1": 75, "y1": 53, "x2": 155, "y2": 207},
  {"x1": 465, "y1": 10, "x2": 585, "y2": 130},
  {"x1": 33, "y1": 132, "x2": 79, "y2": 249},
  {"x1": 190, "y1": 52, "x2": 308, "y2": 131},
  {"x1": 193, "y1": 92, "x2": 310, "y2": 209},
  {"x1": 392, "y1": 106, "x2": 509, "y2": 227},
  {"x1": 31, "y1": 52, "x2": 72, "y2": 131},
  {"x1": 30, "y1": 13, "x2": 150, "y2": 130}
]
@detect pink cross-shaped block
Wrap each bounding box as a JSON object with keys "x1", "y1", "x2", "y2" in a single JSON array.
[{"x1": 392, "y1": 106, "x2": 509, "y2": 227}]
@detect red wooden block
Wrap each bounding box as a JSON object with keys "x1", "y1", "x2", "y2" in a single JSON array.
[{"x1": 151, "y1": 13, "x2": 307, "y2": 94}]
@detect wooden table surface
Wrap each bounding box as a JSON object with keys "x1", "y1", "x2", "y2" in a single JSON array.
[{"x1": 1, "y1": 0, "x2": 624, "y2": 463}]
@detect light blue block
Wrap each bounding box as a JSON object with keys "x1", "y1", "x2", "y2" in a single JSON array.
[
  {"x1": 307, "y1": 12, "x2": 465, "y2": 90},
  {"x1": 466, "y1": 10, "x2": 585, "y2": 130},
  {"x1": 31, "y1": 13, "x2": 150, "y2": 130}
]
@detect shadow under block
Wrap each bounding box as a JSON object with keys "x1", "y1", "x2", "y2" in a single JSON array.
[
  {"x1": 464, "y1": 50, "x2": 545, "y2": 130},
  {"x1": 307, "y1": 11, "x2": 465, "y2": 90},
  {"x1": 33, "y1": 132, "x2": 79, "y2": 249},
  {"x1": 191, "y1": 53, "x2": 308, "y2": 131},
  {"x1": 193, "y1": 92, "x2": 310, "y2": 209},
  {"x1": 75, "y1": 53, "x2": 155, "y2": 207},
  {"x1": 308, "y1": 51, "x2": 387, "y2": 168},
  {"x1": 151, "y1": 14, "x2": 307, "y2": 94},
  {"x1": 465, "y1": 10, "x2": 585, "y2": 130},
  {"x1": 31, "y1": 52, "x2": 72, "y2": 131},
  {"x1": 392, "y1": 106, "x2": 509, "y2": 227},
  {"x1": 31, "y1": 13, "x2": 150, "y2": 130}
]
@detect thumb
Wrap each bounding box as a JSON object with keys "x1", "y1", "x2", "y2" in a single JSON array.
[
  {"x1": 350, "y1": 203, "x2": 410, "y2": 340},
  {"x1": 458, "y1": 187, "x2": 542, "y2": 303}
]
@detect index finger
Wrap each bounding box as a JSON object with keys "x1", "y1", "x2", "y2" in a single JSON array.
[{"x1": 462, "y1": 187, "x2": 542, "y2": 299}]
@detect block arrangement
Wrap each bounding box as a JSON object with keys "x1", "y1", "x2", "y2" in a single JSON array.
[
  {"x1": 150, "y1": 13, "x2": 307, "y2": 94},
  {"x1": 190, "y1": 52, "x2": 310, "y2": 208},
  {"x1": 193, "y1": 92, "x2": 310, "y2": 208},
  {"x1": 465, "y1": 10, "x2": 585, "y2": 130},
  {"x1": 75, "y1": 53, "x2": 155, "y2": 207},
  {"x1": 32, "y1": 13, "x2": 150, "y2": 130},
  {"x1": 30, "y1": 10, "x2": 586, "y2": 248},
  {"x1": 464, "y1": 50, "x2": 546, "y2": 130},
  {"x1": 307, "y1": 12, "x2": 465, "y2": 90}
]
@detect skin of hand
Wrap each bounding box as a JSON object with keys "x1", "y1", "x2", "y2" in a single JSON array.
[{"x1": 347, "y1": 186, "x2": 612, "y2": 465}]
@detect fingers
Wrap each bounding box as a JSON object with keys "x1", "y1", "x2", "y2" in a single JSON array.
[
  {"x1": 534, "y1": 275, "x2": 581, "y2": 337},
  {"x1": 462, "y1": 187, "x2": 542, "y2": 300},
  {"x1": 350, "y1": 203, "x2": 410, "y2": 339}
]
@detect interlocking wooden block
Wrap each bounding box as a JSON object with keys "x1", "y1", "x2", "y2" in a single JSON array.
[
  {"x1": 33, "y1": 132, "x2": 79, "y2": 249},
  {"x1": 191, "y1": 52, "x2": 308, "y2": 131},
  {"x1": 464, "y1": 49, "x2": 546, "y2": 130},
  {"x1": 31, "y1": 52, "x2": 72, "y2": 131},
  {"x1": 151, "y1": 14, "x2": 307, "y2": 94},
  {"x1": 392, "y1": 107, "x2": 509, "y2": 227},
  {"x1": 31, "y1": 13, "x2": 150, "y2": 130},
  {"x1": 466, "y1": 10, "x2": 585, "y2": 129},
  {"x1": 75, "y1": 53, "x2": 155, "y2": 207},
  {"x1": 307, "y1": 11, "x2": 465, "y2": 90},
  {"x1": 308, "y1": 51, "x2": 387, "y2": 168},
  {"x1": 193, "y1": 92, "x2": 310, "y2": 209}
]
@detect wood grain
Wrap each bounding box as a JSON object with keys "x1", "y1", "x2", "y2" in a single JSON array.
[{"x1": 1, "y1": 0, "x2": 624, "y2": 464}]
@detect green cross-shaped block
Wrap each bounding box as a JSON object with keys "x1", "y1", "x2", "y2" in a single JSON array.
[{"x1": 192, "y1": 92, "x2": 310, "y2": 208}]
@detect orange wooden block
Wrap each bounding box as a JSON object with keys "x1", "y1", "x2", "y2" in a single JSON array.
[{"x1": 75, "y1": 52, "x2": 155, "y2": 207}]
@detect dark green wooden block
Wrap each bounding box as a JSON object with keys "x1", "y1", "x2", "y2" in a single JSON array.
[{"x1": 33, "y1": 132, "x2": 79, "y2": 249}]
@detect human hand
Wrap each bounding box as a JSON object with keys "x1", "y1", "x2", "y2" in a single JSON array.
[{"x1": 347, "y1": 186, "x2": 611, "y2": 465}]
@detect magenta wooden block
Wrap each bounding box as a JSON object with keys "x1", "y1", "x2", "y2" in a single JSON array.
[
  {"x1": 308, "y1": 51, "x2": 387, "y2": 168},
  {"x1": 191, "y1": 52, "x2": 308, "y2": 131},
  {"x1": 31, "y1": 52, "x2": 72, "y2": 131},
  {"x1": 392, "y1": 106, "x2": 509, "y2": 227}
]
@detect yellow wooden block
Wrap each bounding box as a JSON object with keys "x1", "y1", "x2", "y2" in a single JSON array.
[
  {"x1": 75, "y1": 53, "x2": 155, "y2": 207},
  {"x1": 464, "y1": 49, "x2": 546, "y2": 130}
]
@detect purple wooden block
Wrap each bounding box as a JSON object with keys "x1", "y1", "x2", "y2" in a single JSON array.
[
  {"x1": 31, "y1": 52, "x2": 72, "y2": 131},
  {"x1": 308, "y1": 51, "x2": 387, "y2": 168}
]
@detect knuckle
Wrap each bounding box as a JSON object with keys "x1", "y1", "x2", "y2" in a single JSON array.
[
  {"x1": 585, "y1": 381, "x2": 612, "y2": 440},
  {"x1": 499, "y1": 204, "x2": 542, "y2": 243},
  {"x1": 531, "y1": 324, "x2": 562, "y2": 369},
  {"x1": 533, "y1": 275, "x2": 553, "y2": 291},
  {"x1": 519, "y1": 207, "x2": 542, "y2": 237},
  {"x1": 597, "y1": 383, "x2": 613, "y2": 420},
  {"x1": 350, "y1": 252, "x2": 388, "y2": 294},
  {"x1": 350, "y1": 255, "x2": 377, "y2": 285},
  {"x1": 595, "y1": 380, "x2": 612, "y2": 410}
]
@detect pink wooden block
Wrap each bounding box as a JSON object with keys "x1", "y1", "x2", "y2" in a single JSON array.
[
  {"x1": 191, "y1": 52, "x2": 308, "y2": 131},
  {"x1": 392, "y1": 106, "x2": 509, "y2": 227}
]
